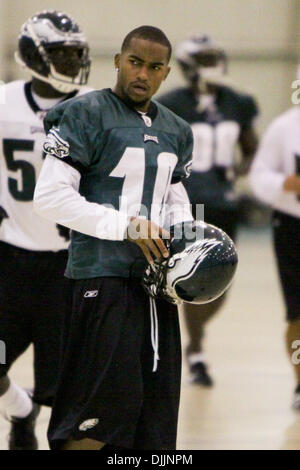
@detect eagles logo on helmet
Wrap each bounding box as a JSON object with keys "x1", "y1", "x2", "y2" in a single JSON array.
[
  {"x1": 142, "y1": 221, "x2": 238, "y2": 305},
  {"x1": 15, "y1": 10, "x2": 91, "y2": 93}
]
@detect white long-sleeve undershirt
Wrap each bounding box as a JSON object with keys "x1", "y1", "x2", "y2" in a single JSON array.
[
  {"x1": 34, "y1": 155, "x2": 193, "y2": 240},
  {"x1": 34, "y1": 155, "x2": 129, "y2": 240},
  {"x1": 249, "y1": 107, "x2": 300, "y2": 219}
]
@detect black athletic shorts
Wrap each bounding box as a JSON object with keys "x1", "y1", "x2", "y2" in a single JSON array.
[
  {"x1": 184, "y1": 169, "x2": 239, "y2": 241},
  {"x1": 47, "y1": 277, "x2": 181, "y2": 450},
  {"x1": 0, "y1": 241, "x2": 70, "y2": 406},
  {"x1": 272, "y1": 211, "x2": 300, "y2": 322}
]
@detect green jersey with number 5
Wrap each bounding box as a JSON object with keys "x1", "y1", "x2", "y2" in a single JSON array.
[{"x1": 44, "y1": 88, "x2": 193, "y2": 278}]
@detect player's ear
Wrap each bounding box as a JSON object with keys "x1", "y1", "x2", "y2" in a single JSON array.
[
  {"x1": 163, "y1": 66, "x2": 171, "y2": 81},
  {"x1": 114, "y1": 54, "x2": 120, "y2": 71}
]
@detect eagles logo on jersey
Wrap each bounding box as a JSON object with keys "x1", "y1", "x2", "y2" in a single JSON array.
[
  {"x1": 39, "y1": 88, "x2": 193, "y2": 279},
  {"x1": 43, "y1": 127, "x2": 70, "y2": 159},
  {"x1": 15, "y1": 10, "x2": 91, "y2": 93},
  {"x1": 142, "y1": 221, "x2": 238, "y2": 305},
  {"x1": 184, "y1": 160, "x2": 193, "y2": 178}
]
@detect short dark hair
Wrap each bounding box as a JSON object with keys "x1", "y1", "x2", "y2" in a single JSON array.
[{"x1": 121, "y1": 26, "x2": 172, "y2": 62}]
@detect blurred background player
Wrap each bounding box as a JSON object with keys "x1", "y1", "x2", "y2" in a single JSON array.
[
  {"x1": 0, "y1": 10, "x2": 91, "y2": 449},
  {"x1": 250, "y1": 95, "x2": 300, "y2": 410},
  {"x1": 158, "y1": 35, "x2": 259, "y2": 386}
]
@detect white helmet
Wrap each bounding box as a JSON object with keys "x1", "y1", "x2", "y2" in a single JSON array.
[
  {"x1": 175, "y1": 34, "x2": 227, "y2": 88},
  {"x1": 15, "y1": 10, "x2": 91, "y2": 93}
]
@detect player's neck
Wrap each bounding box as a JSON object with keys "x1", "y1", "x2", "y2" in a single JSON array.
[
  {"x1": 134, "y1": 102, "x2": 150, "y2": 112},
  {"x1": 112, "y1": 86, "x2": 151, "y2": 113},
  {"x1": 190, "y1": 81, "x2": 217, "y2": 97},
  {"x1": 31, "y1": 79, "x2": 67, "y2": 99}
]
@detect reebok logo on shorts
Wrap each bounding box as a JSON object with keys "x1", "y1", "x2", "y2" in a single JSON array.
[
  {"x1": 79, "y1": 418, "x2": 99, "y2": 431},
  {"x1": 84, "y1": 290, "x2": 99, "y2": 298}
]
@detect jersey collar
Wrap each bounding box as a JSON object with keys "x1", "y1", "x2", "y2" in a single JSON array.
[
  {"x1": 24, "y1": 82, "x2": 78, "y2": 114},
  {"x1": 107, "y1": 88, "x2": 158, "y2": 122}
]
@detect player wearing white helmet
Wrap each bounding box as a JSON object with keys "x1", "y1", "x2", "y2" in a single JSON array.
[
  {"x1": 175, "y1": 34, "x2": 228, "y2": 95},
  {"x1": 0, "y1": 10, "x2": 92, "y2": 450},
  {"x1": 15, "y1": 10, "x2": 90, "y2": 94},
  {"x1": 158, "y1": 35, "x2": 259, "y2": 386}
]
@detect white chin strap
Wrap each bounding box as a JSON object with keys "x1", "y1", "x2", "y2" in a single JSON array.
[
  {"x1": 15, "y1": 51, "x2": 82, "y2": 93},
  {"x1": 197, "y1": 93, "x2": 215, "y2": 111}
]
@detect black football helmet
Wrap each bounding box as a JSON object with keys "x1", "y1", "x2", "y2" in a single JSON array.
[
  {"x1": 142, "y1": 221, "x2": 238, "y2": 305},
  {"x1": 175, "y1": 34, "x2": 227, "y2": 88},
  {"x1": 15, "y1": 10, "x2": 91, "y2": 93}
]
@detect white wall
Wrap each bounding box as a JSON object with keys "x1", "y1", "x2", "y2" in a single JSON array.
[
  {"x1": 1, "y1": 0, "x2": 300, "y2": 130},
  {"x1": 3, "y1": 0, "x2": 297, "y2": 51}
]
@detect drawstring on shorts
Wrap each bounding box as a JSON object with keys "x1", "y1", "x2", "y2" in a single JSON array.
[{"x1": 149, "y1": 297, "x2": 159, "y2": 372}]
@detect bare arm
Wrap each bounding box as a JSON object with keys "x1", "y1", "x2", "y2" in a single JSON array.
[
  {"x1": 283, "y1": 174, "x2": 300, "y2": 195},
  {"x1": 236, "y1": 126, "x2": 259, "y2": 176}
]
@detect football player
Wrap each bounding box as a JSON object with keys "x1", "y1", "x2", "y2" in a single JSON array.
[
  {"x1": 250, "y1": 101, "x2": 300, "y2": 410},
  {"x1": 158, "y1": 34, "x2": 259, "y2": 386},
  {"x1": 34, "y1": 26, "x2": 194, "y2": 450},
  {"x1": 0, "y1": 10, "x2": 91, "y2": 449}
]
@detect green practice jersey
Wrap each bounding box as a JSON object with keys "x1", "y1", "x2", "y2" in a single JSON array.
[
  {"x1": 158, "y1": 85, "x2": 258, "y2": 211},
  {"x1": 43, "y1": 89, "x2": 193, "y2": 279}
]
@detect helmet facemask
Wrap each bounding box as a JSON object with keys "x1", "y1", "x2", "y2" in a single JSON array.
[{"x1": 192, "y1": 50, "x2": 227, "y2": 91}]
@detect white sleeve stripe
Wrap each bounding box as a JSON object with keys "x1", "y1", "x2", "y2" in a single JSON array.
[{"x1": 49, "y1": 128, "x2": 70, "y2": 148}]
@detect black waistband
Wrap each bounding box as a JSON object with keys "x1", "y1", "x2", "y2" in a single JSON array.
[
  {"x1": 273, "y1": 210, "x2": 300, "y2": 223},
  {"x1": 0, "y1": 240, "x2": 67, "y2": 257}
]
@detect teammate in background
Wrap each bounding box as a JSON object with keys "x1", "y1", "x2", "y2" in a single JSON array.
[
  {"x1": 34, "y1": 26, "x2": 194, "y2": 450},
  {"x1": 0, "y1": 11, "x2": 91, "y2": 449},
  {"x1": 158, "y1": 35, "x2": 259, "y2": 386},
  {"x1": 249, "y1": 101, "x2": 300, "y2": 410}
]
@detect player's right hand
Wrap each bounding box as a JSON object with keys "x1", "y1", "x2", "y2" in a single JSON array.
[
  {"x1": 127, "y1": 217, "x2": 170, "y2": 265},
  {"x1": 283, "y1": 174, "x2": 300, "y2": 195}
]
